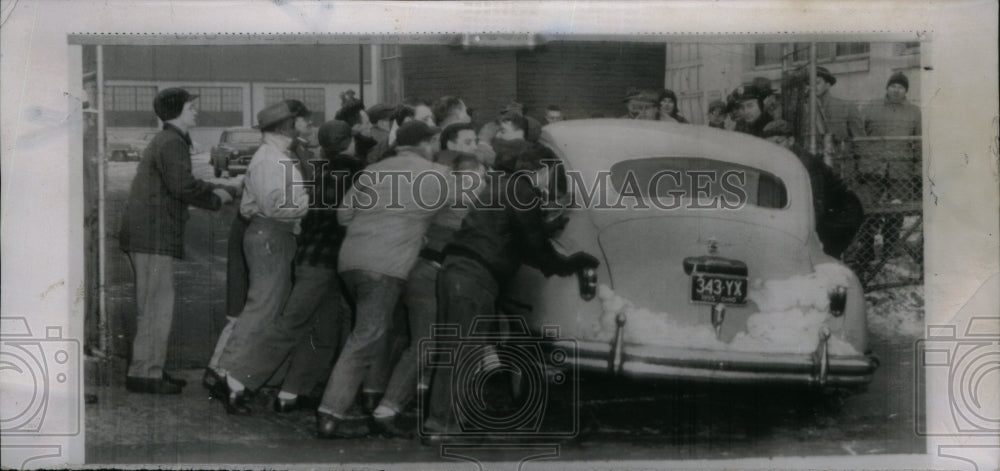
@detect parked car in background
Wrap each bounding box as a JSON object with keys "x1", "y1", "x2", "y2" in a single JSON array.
[
  {"x1": 506, "y1": 119, "x2": 878, "y2": 390},
  {"x1": 107, "y1": 131, "x2": 157, "y2": 161},
  {"x1": 210, "y1": 127, "x2": 262, "y2": 178}
]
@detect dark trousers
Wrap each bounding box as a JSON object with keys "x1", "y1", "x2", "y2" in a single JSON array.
[
  {"x1": 227, "y1": 264, "x2": 351, "y2": 392},
  {"x1": 280, "y1": 302, "x2": 350, "y2": 396},
  {"x1": 226, "y1": 214, "x2": 250, "y2": 318},
  {"x1": 208, "y1": 214, "x2": 251, "y2": 373},
  {"x1": 424, "y1": 255, "x2": 499, "y2": 432}
]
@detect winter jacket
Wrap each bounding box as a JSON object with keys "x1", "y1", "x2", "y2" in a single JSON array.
[
  {"x1": 443, "y1": 174, "x2": 577, "y2": 283},
  {"x1": 736, "y1": 112, "x2": 774, "y2": 138},
  {"x1": 797, "y1": 93, "x2": 857, "y2": 145},
  {"x1": 365, "y1": 126, "x2": 392, "y2": 165},
  {"x1": 853, "y1": 98, "x2": 922, "y2": 178},
  {"x1": 491, "y1": 138, "x2": 533, "y2": 173},
  {"x1": 118, "y1": 123, "x2": 222, "y2": 258},
  {"x1": 294, "y1": 153, "x2": 366, "y2": 269},
  {"x1": 337, "y1": 149, "x2": 454, "y2": 279}
]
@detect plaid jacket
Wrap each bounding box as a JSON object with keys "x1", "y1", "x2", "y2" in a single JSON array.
[{"x1": 294, "y1": 154, "x2": 365, "y2": 268}]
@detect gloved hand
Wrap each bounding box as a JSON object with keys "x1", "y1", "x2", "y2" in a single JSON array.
[
  {"x1": 565, "y1": 251, "x2": 600, "y2": 274},
  {"x1": 213, "y1": 188, "x2": 234, "y2": 205}
]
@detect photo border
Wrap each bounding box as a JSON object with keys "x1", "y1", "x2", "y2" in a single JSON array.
[{"x1": 1, "y1": 1, "x2": 997, "y2": 469}]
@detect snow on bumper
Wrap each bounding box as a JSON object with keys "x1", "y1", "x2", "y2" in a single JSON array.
[{"x1": 584, "y1": 264, "x2": 878, "y2": 385}]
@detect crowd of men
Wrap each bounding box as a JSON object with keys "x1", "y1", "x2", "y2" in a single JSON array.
[
  {"x1": 119, "y1": 87, "x2": 598, "y2": 442},
  {"x1": 622, "y1": 68, "x2": 922, "y2": 261},
  {"x1": 117, "y1": 66, "x2": 920, "y2": 442}
]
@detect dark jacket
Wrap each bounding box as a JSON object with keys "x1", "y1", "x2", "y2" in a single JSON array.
[
  {"x1": 119, "y1": 124, "x2": 222, "y2": 258},
  {"x1": 294, "y1": 153, "x2": 366, "y2": 269},
  {"x1": 365, "y1": 126, "x2": 392, "y2": 165},
  {"x1": 791, "y1": 145, "x2": 865, "y2": 257},
  {"x1": 443, "y1": 174, "x2": 576, "y2": 283},
  {"x1": 433, "y1": 149, "x2": 467, "y2": 169},
  {"x1": 490, "y1": 138, "x2": 533, "y2": 173},
  {"x1": 736, "y1": 112, "x2": 774, "y2": 138}
]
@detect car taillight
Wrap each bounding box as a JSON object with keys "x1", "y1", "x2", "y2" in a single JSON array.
[
  {"x1": 828, "y1": 285, "x2": 847, "y2": 317},
  {"x1": 578, "y1": 267, "x2": 597, "y2": 301}
]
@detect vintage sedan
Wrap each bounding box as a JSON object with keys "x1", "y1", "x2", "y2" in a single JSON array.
[
  {"x1": 210, "y1": 127, "x2": 262, "y2": 178},
  {"x1": 508, "y1": 119, "x2": 878, "y2": 389}
]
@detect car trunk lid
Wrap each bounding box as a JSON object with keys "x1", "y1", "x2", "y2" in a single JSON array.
[{"x1": 597, "y1": 215, "x2": 813, "y2": 344}]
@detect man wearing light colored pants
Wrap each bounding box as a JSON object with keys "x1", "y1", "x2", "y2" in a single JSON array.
[
  {"x1": 118, "y1": 88, "x2": 236, "y2": 395},
  {"x1": 212, "y1": 100, "x2": 312, "y2": 414},
  {"x1": 127, "y1": 252, "x2": 175, "y2": 380}
]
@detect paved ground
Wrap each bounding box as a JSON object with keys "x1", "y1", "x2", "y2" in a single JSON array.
[{"x1": 86, "y1": 152, "x2": 926, "y2": 466}]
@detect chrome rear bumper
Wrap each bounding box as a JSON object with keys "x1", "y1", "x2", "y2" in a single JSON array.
[{"x1": 554, "y1": 339, "x2": 878, "y2": 386}]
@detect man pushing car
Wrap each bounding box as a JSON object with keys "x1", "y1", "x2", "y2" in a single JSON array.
[{"x1": 421, "y1": 143, "x2": 601, "y2": 442}]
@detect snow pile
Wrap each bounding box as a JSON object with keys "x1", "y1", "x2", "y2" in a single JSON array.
[
  {"x1": 748, "y1": 263, "x2": 853, "y2": 313},
  {"x1": 866, "y1": 285, "x2": 924, "y2": 340},
  {"x1": 596, "y1": 262, "x2": 860, "y2": 355},
  {"x1": 597, "y1": 285, "x2": 726, "y2": 349}
]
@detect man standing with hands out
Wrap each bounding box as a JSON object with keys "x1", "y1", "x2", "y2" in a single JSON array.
[{"x1": 119, "y1": 88, "x2": 237, "y2": 395}]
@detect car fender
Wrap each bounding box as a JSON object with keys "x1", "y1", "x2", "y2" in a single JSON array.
[
  {"x1": 808, "y1": 231, "x2": 869, "y2": 354},
  {"x1": 505, "y1": 206, "x2": 610, "y2": 341}
]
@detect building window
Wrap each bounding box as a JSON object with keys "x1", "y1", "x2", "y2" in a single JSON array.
[
  {"x1": 186, "y1": 86, "x2": 244, "y2": 127},
  {"x1": 104, "y1": 85, "x2": 244, "y2": 127},
  {"x1": 895, "y1": 42, "x2": 921, "y2": 55},
  {"x1": 264, "y1": 87, "x2": 326, "y2": 123},
  {"x1": 834, "y1": 42, "x2": 870, "y2": 57},
  {"x1": 104, "y1": 85, "x2": 159, "y2": 127},
  {"x1": 755, "y1": 42, "x2": 870, "y2": 68}
]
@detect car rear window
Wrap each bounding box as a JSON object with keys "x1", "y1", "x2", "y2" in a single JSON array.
[
  {"x1": 226, "y1": 131, "x2": 261, "y2": 144},
  {"x1": 609, "y1": 157, "x2": 788, "y2": 209}
]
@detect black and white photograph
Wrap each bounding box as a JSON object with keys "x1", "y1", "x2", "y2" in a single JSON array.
[{"x1": 1, "y1": 2, "x2": 998, "y2": 470}]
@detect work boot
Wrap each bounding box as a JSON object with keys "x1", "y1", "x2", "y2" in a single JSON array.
[{"x1": 316, "y1": 411, "x2": 370, "y2": 439}]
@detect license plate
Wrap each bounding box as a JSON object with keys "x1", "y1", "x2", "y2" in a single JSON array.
[{"x1": 690, "y1": 272, "x2": 748, "y2": 305}]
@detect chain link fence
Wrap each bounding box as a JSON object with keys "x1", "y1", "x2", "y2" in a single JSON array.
[{"x1": 835, "y1": 135, "x2": 923, "y2": 291}]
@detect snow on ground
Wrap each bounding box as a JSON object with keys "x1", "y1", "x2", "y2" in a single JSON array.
[
  {"x1": 865, "y1": 284, "x2": 924, "y2": 340},
  {"x1": 597, "y1": 263, "x2": 860, "y2": 356}
]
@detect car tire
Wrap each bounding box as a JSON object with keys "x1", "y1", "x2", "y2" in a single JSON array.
[
  {"x1": 111, "y1": 151, "x2": 123, "y2": 161},
  {"x1": 227, "y1": 169, "x2": 236, "y2": 178}
]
